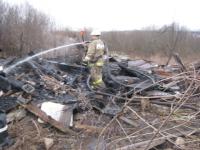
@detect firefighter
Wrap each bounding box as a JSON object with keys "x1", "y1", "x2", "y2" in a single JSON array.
[{"x1": 83, "y1": 30, "x2": 106, "y2": 88}]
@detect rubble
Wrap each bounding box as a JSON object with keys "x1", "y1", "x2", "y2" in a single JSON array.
[
  {"x1": 175, "y1": 137, "x2": 185, "y2": 149},
  {"x1": 6, "y1": 109, "x2": 26, "y2": 123},
  {"x1": 0, "y1": 54, "x2": 199, "y2": 150},
  {"x1": 0, "y1": 110, "x2": 12, "y2": 149},
  {"x1": 44, "y1": 138, "x2": 54, "y2": 150}
]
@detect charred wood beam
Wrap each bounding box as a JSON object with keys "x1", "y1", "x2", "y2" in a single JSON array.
[
  {"x1": 103, "y1": 60, "x2": 165, "y2": 92},
  {"x1": 32, "y1": 62, "x2": 64, "y2": 82},
  {"x1": 87, "y1": 76, "x2": 198, "y2": 111},
  {"x1": 0, "y1": 75, "x2": 23, "y2": 91},
  {"x1": 25, "y1": 61, "x2": 43, "y2": 77},
  {"x1": 117, "y1": 62, "x2": 156, "y2": 83},
  {"x1": 0, "y1": 75, "x2": 35, "y2": 94}
]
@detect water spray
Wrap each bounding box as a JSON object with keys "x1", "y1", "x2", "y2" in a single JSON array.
[{"x1": 3, "y1": 42, "x2": 85, "y2": 74}]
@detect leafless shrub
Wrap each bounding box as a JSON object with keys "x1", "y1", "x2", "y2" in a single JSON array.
[
  {"x1": 1, "y1": 0, "x2": 200, "y2": 60},
  {"x1": 102, "y1": 23, "x2": 200, "y2": 58}
]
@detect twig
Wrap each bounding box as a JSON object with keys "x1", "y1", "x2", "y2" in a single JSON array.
[
  {"x1": 116, "y1": 129, "x2": 200, "y2": 150},
  {"x1": 116, "y1": 118, "x2": 132, "y2": 143},
  {"x1": 126, "y1": 106, "x2": 181, "y2": 149},
  {"x1": 31, "y1": 119, "x2": 41, "y2": 137},
  {"x1": 144, "y1": 79, "x2": 195, "y2": 150}
]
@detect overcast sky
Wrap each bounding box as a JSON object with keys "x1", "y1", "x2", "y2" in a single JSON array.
[{"x1": 5, "y1": 0, "x2": 200, "y2": 31}]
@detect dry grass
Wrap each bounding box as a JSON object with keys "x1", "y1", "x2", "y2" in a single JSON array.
[{"x1": 110, "y1": 51, "x2": 200, "y2": 65}]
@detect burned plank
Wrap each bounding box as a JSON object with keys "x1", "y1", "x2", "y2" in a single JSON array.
[
  {"x1": 20, "y1": 103, "x2": 76, "y2": 135},
  {"x1": 0, "y1": 75, "x2": 34, "y2": 93},
  {"x1": 0, "y1": 97, "x2": 18, "y2": 112}
]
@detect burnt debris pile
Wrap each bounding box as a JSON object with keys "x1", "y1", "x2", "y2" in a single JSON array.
[{"x1": 0, "y1": 54, "x2": 199, "y2": 150}]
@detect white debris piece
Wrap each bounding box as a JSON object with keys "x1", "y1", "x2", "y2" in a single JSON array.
[
  {"x1": 0, "y1": 91, "x2": 3, "y2": 97},
  {"x1": 38, "y1": 102, "x2": 73, "y2": 127},
  {"x1": 0, "y1": 66, "x2": 3, "y2": 71}
]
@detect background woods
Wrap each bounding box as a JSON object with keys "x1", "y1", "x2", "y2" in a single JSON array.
[{"x1": 1, "y1": 1, "x2": 200, "y2": 61}]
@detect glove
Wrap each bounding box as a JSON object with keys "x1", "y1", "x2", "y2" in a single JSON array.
[
  {"x1": 83, "y1": 56, "x2": 90, "y2": 62},
  {"x1": 82, "y1": 61, "x2": 88, "y2": 66},
  {"x1": 103, "y1": 55, "x2": 109, "y2": 60},
  {"x1": 82, "y1": 58, "x2": 89, "y2": 66}
]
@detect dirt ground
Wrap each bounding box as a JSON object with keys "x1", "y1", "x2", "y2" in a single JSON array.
[
  {"x1": 6, "y1": 108, "x2": 200, "y2": 150},
  {"x1": 7, "y1": 110, "x2": 111, "y2": 150},
  {"x1": 8, "y1": 116, "x2": 73, "y2": 150}
]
